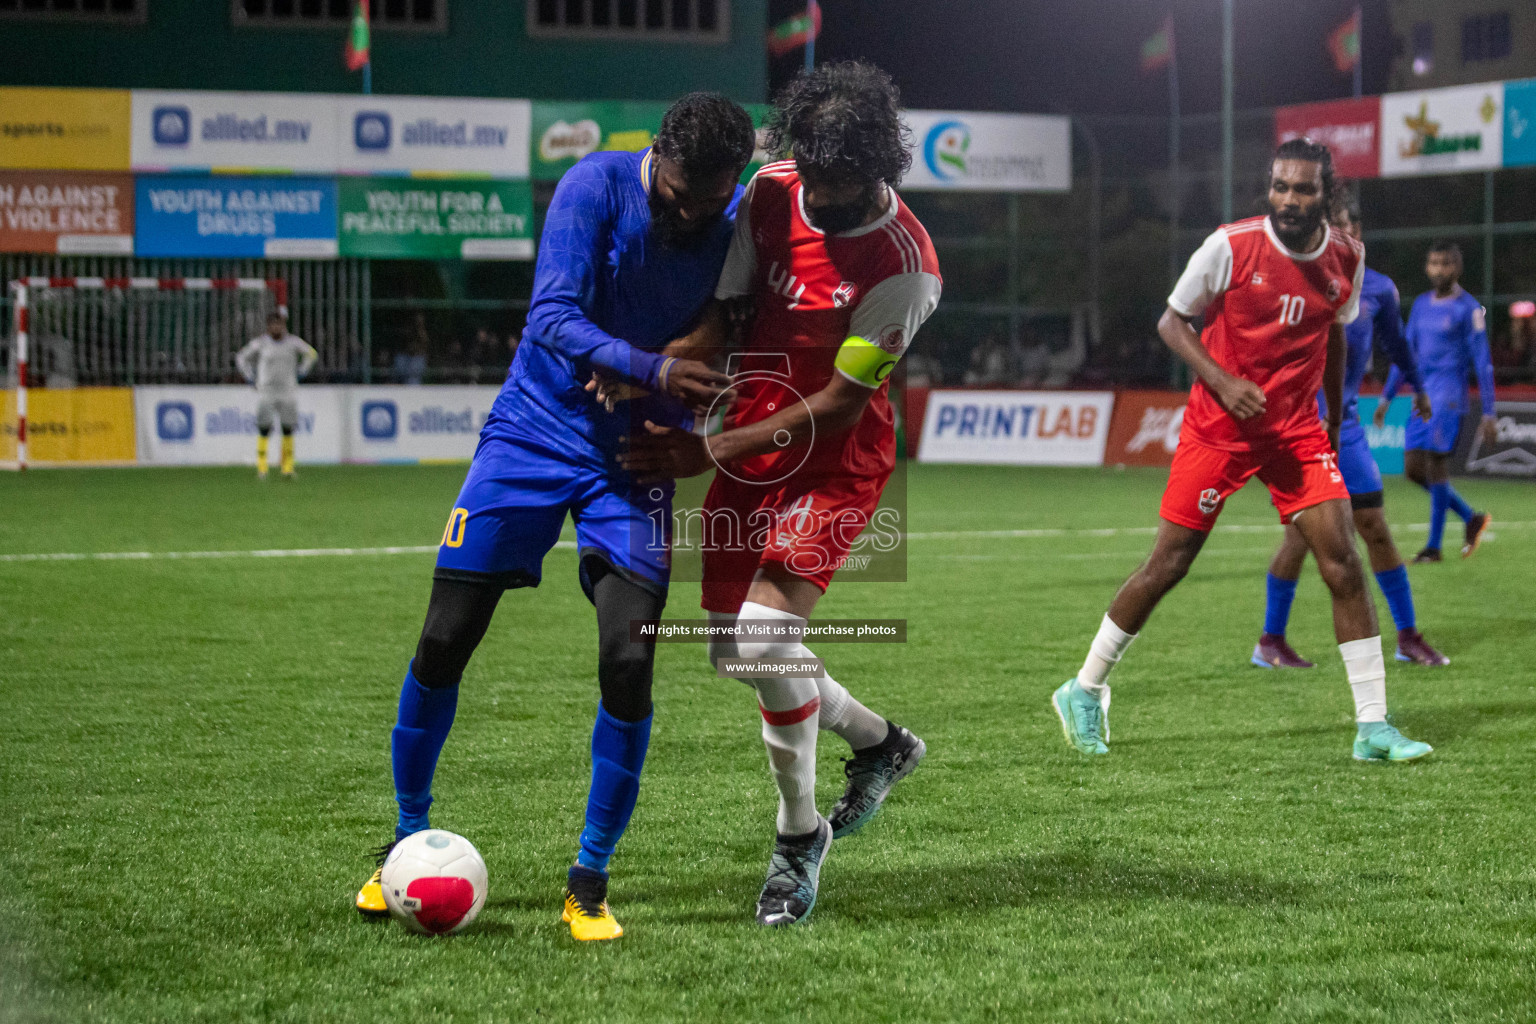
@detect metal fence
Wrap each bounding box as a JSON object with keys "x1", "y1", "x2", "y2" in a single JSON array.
[{"x1": 1, "y1": 256, "x2": 369, "y2": 387}]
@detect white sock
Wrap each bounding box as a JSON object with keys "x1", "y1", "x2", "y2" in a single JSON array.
[
  {"x1": 715, "y1": 610, "x2": 887, "y2": 750},
  {"x1": 1340, "y1": 635, "x2": 1387, "y2": 724},
  {"x1": 736, "y1": 602, "x2": 822, "y2": 835},
  {"x1": 1078, "y1": 614, "x2": 1137, "y2": 697}
]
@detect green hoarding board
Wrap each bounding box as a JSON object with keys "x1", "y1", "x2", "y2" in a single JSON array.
[
  {"x1": 531, "y1": 101, "x2": 775, "y2": 183},
  {"x1": 337, "y1": 178, "x2": 534, "y2": 260}
]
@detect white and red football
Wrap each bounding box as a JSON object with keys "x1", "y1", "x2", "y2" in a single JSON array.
[{"x1": 380, "y1": 829, "x2": 488, "y2": 936}]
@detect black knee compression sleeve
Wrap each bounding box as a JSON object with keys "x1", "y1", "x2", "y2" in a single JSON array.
[
  {"x1": 411, "y1": 577, "x2": 502, "y2": 688},
  {"x1": 591, "y1": 562, "x2": 665, "y2": 722}
]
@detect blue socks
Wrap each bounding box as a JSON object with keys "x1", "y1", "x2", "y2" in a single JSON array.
[
  {"x1": 576, "y1": 703, "x2": 653, "y2": 874},
  {"x1": 1263, "y1": 573, "x2": 1299, "y2": 636},
  {"x1": 391, "y1": 666, "x2": 460, "y2": 841},
  {"x1": 1427, "y1": 482, "x2": 1473, "y2": 550},
  {"x1": 1374, "y1": 565, "x2": 1416, "y2": 632}
]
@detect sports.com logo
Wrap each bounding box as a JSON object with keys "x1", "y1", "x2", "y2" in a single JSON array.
[
  {"x1": 1198, "y1": 487, "x2": 1221, "y2": 515},
  {"x1": 156, "y1": 401, "x2": 194, "y2": 441},
  {"x1": 354, "y1": 111, "x2": 391, "y2": 151},
  {"x1": 152, "y1": 106, "x2": 191, "y2": 147},
  {"x1": 361, "y1": 401, "x2": 398, "y2": 440}
]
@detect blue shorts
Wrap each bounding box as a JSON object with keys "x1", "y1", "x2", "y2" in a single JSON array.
[
  {"x1": 1336, "y1": 420, "x2": 1383, "y2": 500},
  {"x1": 434, "y1": 433, "x2": 672, "y2": 599},
  {"x1": 1404, "y1": 403, "x2": 1462, "y2": 455}
]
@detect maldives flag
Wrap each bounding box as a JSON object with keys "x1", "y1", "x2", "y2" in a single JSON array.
[
  {"x1": 345, "y1": 0, "x2": 370, "y2": 72},
  {"x1": 1140, "y1": 15, "x2": 1174, "y2": 73},
  {"x1": 767, "y1": 5, "x2": 822, "y2": 59},
  {"x1": 1328, "y1": 7, "x2": 1361, "y2": 74}
]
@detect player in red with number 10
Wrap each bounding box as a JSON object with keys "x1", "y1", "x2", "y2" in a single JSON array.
[{"x1": 1052, "y1": 137, "x2": 1433, "y2": 764}]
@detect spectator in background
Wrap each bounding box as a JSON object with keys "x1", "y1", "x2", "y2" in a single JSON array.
[
  {"x1": 963, "y1": 333, "x2": 1009, "y2": 386},
  {"x1": 395, "y1": 313, "x2": 430, "y2": 384},
  {"x1": 904, "y1": 344, "x2": 941, "y2": 387}
]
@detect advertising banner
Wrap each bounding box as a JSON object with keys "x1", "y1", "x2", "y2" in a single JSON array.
[
  {"x1": 0, "y1": 87, "x2": 131, "y2": 172},
  {"x1": 336, "y1": 96, "x2": 531, "y2": 178},
  {"x1": 1381, "y1": 83, "x2": 1504, "y2": 177},
  {"x1": 344, "y1": 386, "x2": 499, "y2": 462},
  {"x1": 917, "y1": 390, "x2": 1113, "y2": 466},
  {"x1": 1504, "y1": 78, "x2": 1536, "y2": 168},
  {"x1": 1275, "y1": 96, "x2": 1381, "y2": 180},
  {"x1": 901, "y1": 110, "x2": 1071, "y2": 192},
  {"x1": 0, "y1": 171, "x2": 134, "y2": 254},
  {"x1": 131, "y1": 90, "x2": 341, "y2": 174},
  {"x1": 1452, "y1": 402, "x2": 1536, "y2": 478},
  {"x1": 134, "y1": 386, "x2": 346, "y2": 466},
  {"x1": 135, "y1": 176, "x2": 338, "y2": 258},
  {"x1": 1103, "y1": 390, "x2": 1186, "y2": 467},
  {"x1": 337, "y1": 178, "x2": 533, "y2": 259},
  {"x1": 0, "y1": 387, "x2": 136, "y2": 464},
  {"x1": 531, "y1": 100, "x2": 773, "y2": 183},
  {"x1": 1356, "y1": 395, "x2": 1411, "y2": 475}
]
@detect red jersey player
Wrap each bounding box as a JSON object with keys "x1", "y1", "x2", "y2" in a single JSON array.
[
  {"x1": 619, "y1": 62, "x2": 941, "y2": 926},
  {"x1": 1051, "y1": 138, "x2": 1432, "y2": 764}
]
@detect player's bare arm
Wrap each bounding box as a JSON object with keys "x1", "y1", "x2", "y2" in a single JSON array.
[
  {"x1": 616, "y1": 372, "x2": 873, "y2": 483},
  {"x1": 1157, "y1": 306, "x2": 1266, "y2": 419},
  {"x1": 1323, "y1": 322, "x2": 1345, "y2": 452}
]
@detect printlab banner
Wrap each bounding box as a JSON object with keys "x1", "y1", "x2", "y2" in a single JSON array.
[
  {"x1": 1275, "y1": 96, "x2": 1381, "y2": 180},
  {"x1": 1380, "y1": 82, "x2": 1504, "y2": 177},
  {"x1": 0, "y1": 171, "x2": 134, "y2": 254},
  {"x1": 0, "y1": 87, "x2": 131, "y2": 172},
  {"x1": 917, "y1": 390, "x2": 1113, "y2": 466},
  {"x1": 901, "y1": 110, "x2": 1071, "y2": 192},
  {"x1": 345, "y1": 386, "x2": 500, "y2": 462},
  {"x1": 134, "y1": 386, "x2": 347, "y2": 466},
  {"x1": 337, "y1": 178, "x2": 533, "y2": 259},
  {"x1": 135, "y1": 176, "x2": 338, "y2": 258}
]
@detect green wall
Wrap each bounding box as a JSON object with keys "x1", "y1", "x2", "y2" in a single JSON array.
[{"x1": 1, "y1": 0, "x2": 767, "y2": 103}]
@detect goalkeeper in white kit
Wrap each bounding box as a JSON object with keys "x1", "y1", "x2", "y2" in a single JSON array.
[{"x1": 236, "y1": 311, "x2": 318, "y2": 479}]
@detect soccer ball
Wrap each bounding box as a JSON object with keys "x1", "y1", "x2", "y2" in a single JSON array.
[{"x1": 380, "y1": 829, "x2": 488, "y2": 935}]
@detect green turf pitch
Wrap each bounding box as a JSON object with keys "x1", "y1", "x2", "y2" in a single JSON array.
[{"x1": 2, "y1": 464, "x2": 1534, "y2": 1024}]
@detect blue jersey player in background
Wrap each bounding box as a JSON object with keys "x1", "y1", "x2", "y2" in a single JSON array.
[
  {"x1": 1254, "y1": 203, "x2": 1449, "y2": 669},
  {"x1": 1380, "y1": 240, "x2": 1496, "y2": 562},
  {"x1": 354, "y1": 94, "x2": 756, "y2": 942}
]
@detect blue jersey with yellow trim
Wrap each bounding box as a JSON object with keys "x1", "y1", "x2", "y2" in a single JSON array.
[{"x1": 486, "y1": 148, "x2": 743, "y2": 461}]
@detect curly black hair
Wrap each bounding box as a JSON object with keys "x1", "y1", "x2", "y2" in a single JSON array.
[
  {"x1": 766, "y1": 61, "x2": 912, "y2": 187},
  {"x1": 653, "y1": 93, "x2": 756, "y2": 182},
  {"x1": 1273, "y1": 136, "x2": 1337, "y2": 209}
]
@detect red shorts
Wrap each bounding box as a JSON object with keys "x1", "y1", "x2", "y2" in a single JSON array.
[
  {"x1": 699, "y1": 469, "x2": 889, "y2": 614},
  {"x1": 1159, "y1": 430, "x2": 1348, "y2": 531}
]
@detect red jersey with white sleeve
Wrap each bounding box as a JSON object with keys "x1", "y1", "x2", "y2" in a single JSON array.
[
  {"x1": 712, "y1": 161, "x2": 942, "y2": 484},
  {"x1": 1169, "y1": 215, "x2": 1365, "y2": 452}
]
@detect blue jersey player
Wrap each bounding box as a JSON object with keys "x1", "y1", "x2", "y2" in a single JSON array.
[
  {"x1": 1254, "y1": 204, "x2": 1449, "y2": 669},
  {"x1": 1379, "y1": 240, "x2": 1495, "y2": 562},
  {"x1": 353, "y1": 94, "x2": 756, "y2": 942}
]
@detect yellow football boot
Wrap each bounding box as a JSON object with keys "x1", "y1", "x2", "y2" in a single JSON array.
[
  {"x1": 562, "y1": 866, "x2": 623, "y2": 941},
  {"x1": 356, "y1": 843, "x2": 393, "y2": 918}
]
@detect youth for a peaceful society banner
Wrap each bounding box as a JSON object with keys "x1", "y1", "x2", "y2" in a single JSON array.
[
  {"x1": 135, "y1": 176, "x2": 338, "y2": 258},
  {"x1": 901, "y1": 110, "x2": 1071, "y2": 192},
  {"x1": 0, "y1": 171, "x2": 134, "y2": 254},
  {"x1": 917, "y1": 390, "x2": 1112, "y2": 466},
  {"x1": 338, "y1": 178, "x2": 533, "y2": 259}
]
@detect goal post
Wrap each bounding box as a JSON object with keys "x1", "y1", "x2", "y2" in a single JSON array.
[{"x1": 4, "y1": 276, "x2": 288, "y2": 471}]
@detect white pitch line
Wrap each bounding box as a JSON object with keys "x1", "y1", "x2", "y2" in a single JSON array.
[{"x1": 0, "y1": 522, "x2": 1529, "y2": 565}]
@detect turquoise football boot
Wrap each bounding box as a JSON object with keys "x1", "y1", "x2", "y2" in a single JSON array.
[
  {"x1": 1353, "y1": 722, "x2": 1432, "y2": 762},
  {"x1": 1052, "y1": 679, "x2": 1109, "y2": 755}
]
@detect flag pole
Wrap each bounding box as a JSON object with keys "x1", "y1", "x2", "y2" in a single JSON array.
[
  {"x1": 1352, "y1": 5, "x2": 1362, "y2": 98},
  {"x1": 1168, "y1": 25, "x2": 1181, "y2": 294},
  {"x1": 1220, "y1": 0, "x2": 1234, "y2": 224},
  {"x1": 364, "y1": 60, "x2": 372, "y2": 95},
  {"x1": 804, "y1": 0, "x2": 818, "y2": 70}
]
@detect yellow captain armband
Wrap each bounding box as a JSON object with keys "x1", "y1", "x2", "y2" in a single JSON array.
[{"x1": 834, "y1": 336, "x2": 898, "y2": 388}]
